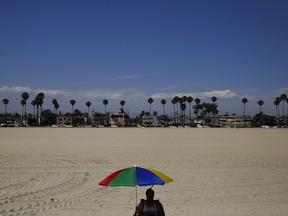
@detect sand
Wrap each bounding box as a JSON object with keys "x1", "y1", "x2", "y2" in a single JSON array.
[{"x1": 0, "y1": 127, "x2": 288, "y2": 216}]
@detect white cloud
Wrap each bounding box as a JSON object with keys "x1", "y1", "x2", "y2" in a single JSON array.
[
  {"x1": 106, "y1": 75, "x2": 143, "y2": 81},
  {"x1": 0, "y1": 85, "x2": 138, "y2": 101},
  {"x1": 275, "y1": 87, "x2": 288, "y2": 95},
  {"x1": 0, "y1": 86, "x2": 238, "y2": 101},
  {"x1": 150, "y1": 89, "x2": 237, "y2": 100},
  {"x1": 119, "y1": 75, "x2": 143, "y2": 79},
  {"x1": 0, "y1": 85, "x2": 32, "y2": 93},
  {"x1": 35, "y1": 89, "x2": 69, "y2": 96},
  {"x1": 74, "y1": 89, "x2": 130, "y2": 100},
  {"x1": 0, "y1": 86, "x2": 70, "y2": 97},
  {"x1": 149, "y1": 93, "x2": 172, "y2": 99},
  {"x1": 203, "y1": 90, "x2": 237, "y2": 98}
]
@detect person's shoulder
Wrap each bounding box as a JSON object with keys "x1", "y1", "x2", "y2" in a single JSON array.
[
  {"x1": 154, "y1": 200, "x2": 161, "y2": 205},
  {"x1": 155, "y1": 200, "x2": 163, "y2": 207},
  {"x1": 139, "y1": 199, "x2": 145, "y2": 206}
]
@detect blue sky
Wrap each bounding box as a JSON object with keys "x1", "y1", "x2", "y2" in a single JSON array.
[{"x1": 1, "y1": 0, "x2": 288, "y2": 117}]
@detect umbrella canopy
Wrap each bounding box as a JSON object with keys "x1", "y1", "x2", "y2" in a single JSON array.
[
  {"x1": 99, "y1": 166, "x2": 173, "y2": 214},
  {"x1": 98, "y1": 166, "x2": 173, "y2": 187}
]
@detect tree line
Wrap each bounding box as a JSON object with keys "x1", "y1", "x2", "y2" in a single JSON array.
[{"x1": 1, "y1": 92, "x2": 288, "y2": 126}]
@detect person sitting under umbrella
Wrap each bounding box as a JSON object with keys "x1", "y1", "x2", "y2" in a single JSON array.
[{"x1": 134, "y1": 188, "x2": 165, "y2": 216}]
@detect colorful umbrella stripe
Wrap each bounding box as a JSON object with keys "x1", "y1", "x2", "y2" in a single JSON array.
[{"x1": 98, "y1": 166, "x2": 173, "y2": 187}]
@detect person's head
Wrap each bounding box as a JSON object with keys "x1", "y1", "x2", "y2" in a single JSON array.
[{"x1": 146, "y1": 188, "x2": 155, "y2": 201}]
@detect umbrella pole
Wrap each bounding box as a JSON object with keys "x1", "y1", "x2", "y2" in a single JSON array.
[
  {"x1": 135, "y1": 186, "x2": 138, "y2": 216},
  {"x1": 136, "y1": 186, "x2": 137, "y2": 206}
]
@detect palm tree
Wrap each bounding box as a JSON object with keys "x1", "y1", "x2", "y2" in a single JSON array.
[
  {"x1": 274, "y1": 99, "x2": 280, "y2": 125},
  {"x1": 257, "y1": 100, "x2": 264, "y2": 113},
  {"x1": 103, "y1": 99, "x2": 108, "y2": 113},
  {"x1": 178, "y1": 97, "x2": 184, "y2": 117},
  {"x1": 194, "y1": 98, "x2": 201, "y2": 105},
  {"x1": 180, "y1": 103, "x2": 187, "y2": 125},
  {"x1": 161, "y1": 99, "x2": 166, "y2": 116},
  {"x1": 211, "y1": 96, "x2": 217, "y2": 126},
  {"x1": 178, "y1": 97, "x2": 185, "y2": 124},
  {"x1": 147, "y1": 97, "x2": 153, "y2": 114},
  {"x1": 2, "y1": 98, "x2": 9, "y2": 115},
  {"x1": 70, "y1": 99, "x2": 76, "y2": 113},
  {"x1": 241, "y1": 97, "x2": 248, "y2": 127},
  {"x1": 31, "y1": 100, "x2": 36, "y2": 119},
  {"x1": 171, "y1": 97, "x2": 177, "y2": 124},
  {"x1": 286, "y1": 98, "x2": 288, "y2": 123},
  {"x1": 194, "y1": 98, "x2": 201, "y2": 123},
  {"x1": 20, "y1": 99, "x2": 26, "y2": 126},
  {"x1": 35, "y1": 93, "x2": 45, "y2": 126},
  {"x1": 187, "y1": 96, "x2": 193, "y2": 125},
  {"x1": 173, "y1": 96, "x2": 179, "y2": 124},
  {"x1": 55, "y1": 103, "x2": 59, "y2": 114},
  {"x1": 21, "y1": 92, "x2": 29, "y2": 101},
  {"x1": 85, "y1": 101, "x2": 91, "y2": 124},
  {"x1": 102, "y1": 99, "x2": 109, "y2": 126},
  {"x1": 21, "y1": 92, "x2": 29, "y2": 126},
  {"x1": 182, "y1": 95, "x2": 187, "y2": 105},
  {"x1": 257, "y1": 100, "x2": 264, "y2": 126},
  {"x1": 86, "y1": 101, "x2": 92, "y2": 117},
  {"x1": 120, "y1": 100, "x2": 126, "y2": 112},
  {"x1": 211, "y1": 96, "x2": 217, "y2": 104},
  {"x1": 52, "y1": 99, "x2": 59, "y2": 114},
  {"x1": 211, "y1": 103, "x2": 218, "y2": 117},
  {"x1": 52, "y1": 99, "x2": 56, "y2": 113},
  {"x1": 274, "y1": 97, "x2": 281, "y2": 124},
  {"x1": 280, "y1": 94, "x2": 287, "y2": 124}
]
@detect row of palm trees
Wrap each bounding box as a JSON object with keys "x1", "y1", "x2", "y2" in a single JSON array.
[
  {"x1": 1, "y1": 92, "x2": 125, "y2": 126},
  {"x1": 241, "y1": 94, "x2": 288, "y2": 125},
  {"x1": 273, "y1": 94, "x2": 288, "y2": 123},
  {"x1": 1, "y1": 92, "x2": 288, "y2": 125},
  {"x1": 4, "y1": 94, "x2": 214, "y2": 125},
  {"x1": 145, "y1": 96, "x2": 218, "y2": 125}
]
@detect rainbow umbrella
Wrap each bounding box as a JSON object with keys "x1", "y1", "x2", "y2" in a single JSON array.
[{"x1": 98, "y1": 166, "x2": 173, "y2": 211}]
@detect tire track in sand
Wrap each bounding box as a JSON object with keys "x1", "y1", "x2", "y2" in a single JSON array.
[{"x1": 0, "y1": 171, "x2": 109, "y2": 216}]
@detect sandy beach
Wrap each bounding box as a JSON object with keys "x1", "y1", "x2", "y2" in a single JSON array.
[{"x1": 0, "y1": 127, "x2": 288, "y2": 216}]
